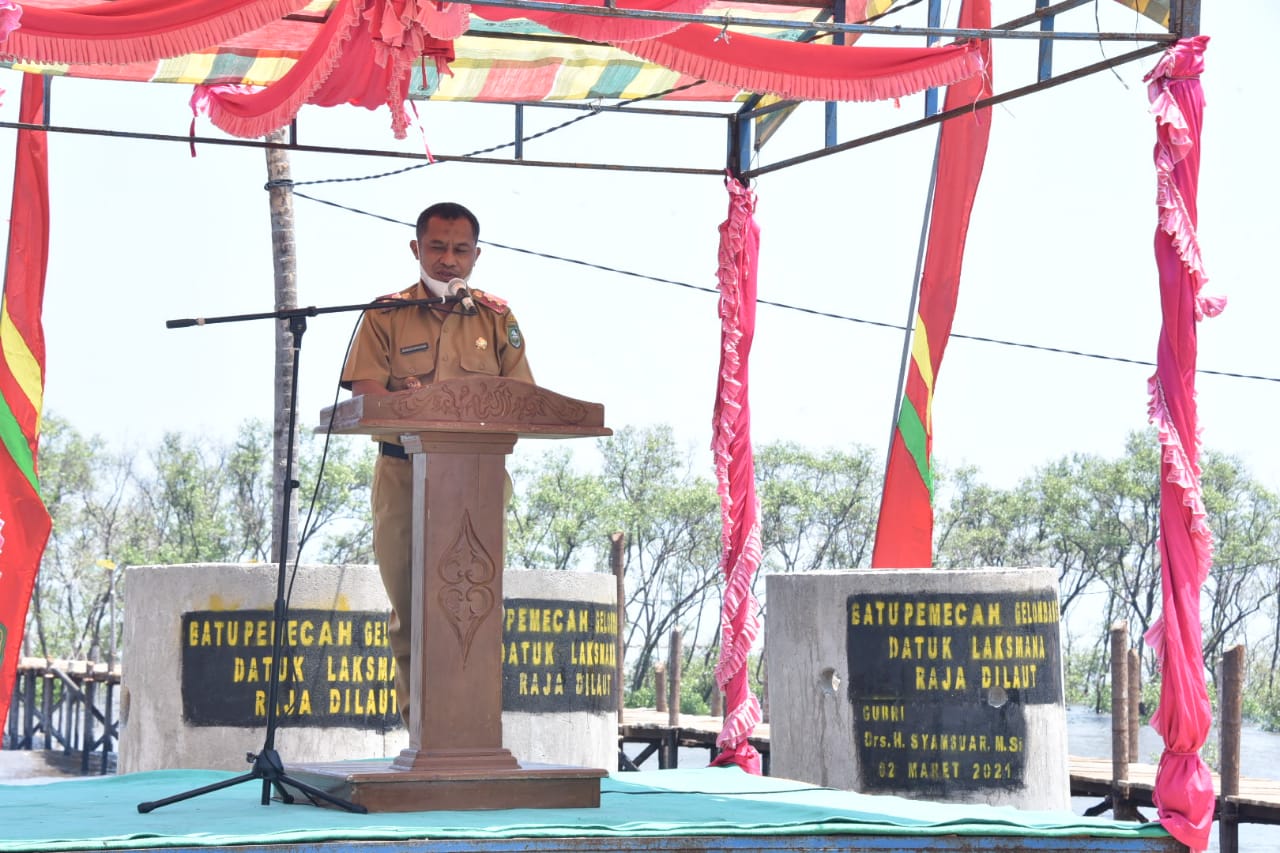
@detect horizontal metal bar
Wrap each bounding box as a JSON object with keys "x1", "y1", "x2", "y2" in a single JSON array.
[
  {"x1": 745, "y1": 40, "x2": 1168, "y2": 178},
  {"x1": 0, "y1": 119, "x2": 724, "y2": 175},
  {"x1": 478, "y1": 99, "x2": 733, "y2": 119},
  {"x1": 464, "y1": 0, "x2": 1175, "y2": 41},
  {"x1": 736, "y1": 98, "x2": 803, "y2": 121}
]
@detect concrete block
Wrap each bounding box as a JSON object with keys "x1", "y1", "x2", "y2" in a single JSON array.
[
  {"x1": 120, "y1": 564, "x2": 617, "y2": 774},
  {"x1": 767, "y1": 568, "x2": 1069, "y2": 810}
]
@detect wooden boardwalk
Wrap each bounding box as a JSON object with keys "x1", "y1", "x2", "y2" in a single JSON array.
[
  {"x1": 618, "y1": 709, "x2": 771, "y2": 773},
  {"x1": 618, "y1": 710, "x2": 1280, "y2": 829},
  {"x1": 1070, "y1": 756, "x2": 1280, "y2": 825}
]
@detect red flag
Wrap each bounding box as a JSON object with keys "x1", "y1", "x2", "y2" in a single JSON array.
[
  {"x1": 0, "y1": 74, "x2": 54, "y2": 735},
  {"x1": 871, "y1": 0, "x2": 992, "y2": 567}
]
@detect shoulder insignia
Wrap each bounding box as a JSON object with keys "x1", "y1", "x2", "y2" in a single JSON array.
[
  {"x1": 373, "y1": 285, "x2": 419, "y2": 313},
  {"x1": 471, "y1": 289, "x2": 510, "y2": 315}
]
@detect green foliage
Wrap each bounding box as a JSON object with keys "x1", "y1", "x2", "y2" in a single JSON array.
[
  {"x1": 299, "y1": 433, "x2": 376, "y2": 564},
  {"x1": 676, "y1": 653, "x2": 716, "y2": 716},
  {"x1": 1244, "y1": 650, "x2": 1280, "y2": 731},
  {"x1": 600, "y1": 426, "x2": 722, "y2": 693},
  {"x1": 27, "y1": 414, "x2": 1280, "y2": 732},
  {"x1": 507, "y1": 448, "x2": 611, "y2": 572},
  {"x1": 1063, "y1": 648, "x2": 1107, "y2": 708},
  {"x1": 28, "y1": 415, "x2": 375, "y2": 662},
  {"x1": 755, "y1": 442, "x2": 880, "y2": 573},
  {"x1": 624, "y1": 684, "x2": 655, "y2": 709}
]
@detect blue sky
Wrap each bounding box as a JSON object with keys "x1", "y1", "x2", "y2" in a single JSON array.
[{"x1": 1, "y1": 1, "x2": 1275, "y2": 492}]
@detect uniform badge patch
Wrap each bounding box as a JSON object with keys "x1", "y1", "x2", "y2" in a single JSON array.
[
  {"x1": 475, "y1": 337, "x2": 488, "y2": 350},
  {"x1": 507, "y1": 325, "x2": 523, "y2": 349},
  {"x1": 399, "y1": 343, "x2": 430, "y2": 355}
]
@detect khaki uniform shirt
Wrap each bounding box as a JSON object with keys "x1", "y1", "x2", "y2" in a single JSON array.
[{"x1": 341, "y1": 281, "x2": 534, "y2": 398}]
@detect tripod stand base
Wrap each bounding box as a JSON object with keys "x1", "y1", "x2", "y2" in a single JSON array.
[{"x1": 281, "y1": 759, "x2": 606, "y2": 812}]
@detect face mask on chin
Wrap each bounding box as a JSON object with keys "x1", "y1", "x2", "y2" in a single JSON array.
[{"x1": 420, "y1": 266, "x2": 448, "y2": 297}]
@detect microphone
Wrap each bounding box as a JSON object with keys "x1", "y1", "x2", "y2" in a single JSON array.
[{"x1": 448, "y1": 278, "x2": 477, "y2": 315}]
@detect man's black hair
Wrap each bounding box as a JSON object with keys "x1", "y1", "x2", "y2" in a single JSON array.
[{"x1": 417, "y1": 202, "x2": 480, "y2": 241}]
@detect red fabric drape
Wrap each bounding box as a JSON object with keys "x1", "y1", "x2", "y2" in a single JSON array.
[
  {"x1": 707, "y1": 177, "x2": 763, "y2": 774},
  {"x1": 615, "y1": 24, "x2": 984, "y2": 103},
  {"x1": 0, "y1": 74, "x2": 54, "y2": 735},
  {"x1": 193, "y1": 0, "x2": 361, "y2": 140},
  {"x1": 1142, "y1": 34, "x2": 1220, "y2": 853},
  {"x1": 0, "y1": 0, "x2": 309, "y2": 65},
  {"x1": 871, "y1": 0, "x2": 991, "y2": 568},
  {"x1": 195, "y1": 0, "x2": 455, "y2": 140}
]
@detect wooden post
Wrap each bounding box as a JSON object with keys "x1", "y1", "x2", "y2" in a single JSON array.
[
  {"x1": 654, "y1": 663, "x2": 667, "y2": 713},
  {"x1": 295, "y1": 379, "x2": 612, "y2": 810},
  {"x1": 668, "y1": 627, "x2": 682, "y2": 728},
  {"x1": 1127, "y1": 648, "x2": 1141, "y2": 764},
  {"x1": 265, "y1": 127, "x2": 298, "y2": 562},
  {"x1": 1110, "y1": 621, "x2": 1131, "y2": 815},
  {"x1": 1219, "y1": 644, "x2": 1245, "y2": 853},
  {"x1": 81, "y1": 676, "x2": 96, "y2": 774},
  {"x1": 37, "y1": 670, "x2": 50, "y2": 751},
  {"x1": 610, "y1": 533, "x2": 626, "y2": 725},
  {"x1": 710, "y1": 684, "x2": 723, "y2": 718}
]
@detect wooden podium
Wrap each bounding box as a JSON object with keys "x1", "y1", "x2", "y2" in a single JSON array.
[{"x1": 285, "y1": 377, "x2": 611, "y2": 812}]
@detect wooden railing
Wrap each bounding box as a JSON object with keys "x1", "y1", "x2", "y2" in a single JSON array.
[{"x1": 4, "y1": 657, "x2": 120, "y2": 774}]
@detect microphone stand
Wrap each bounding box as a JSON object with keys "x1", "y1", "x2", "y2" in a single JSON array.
[{"x1": 137, "y1": 295, "x2": 459, "y2": 814}]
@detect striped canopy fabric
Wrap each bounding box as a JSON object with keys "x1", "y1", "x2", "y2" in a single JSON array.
[
  {"x1": 0, "y1": 1, "x2": 851, "y2": 103},
  {"x1": 1, "y1": 1, "x2": 1168, "y2": 105}
]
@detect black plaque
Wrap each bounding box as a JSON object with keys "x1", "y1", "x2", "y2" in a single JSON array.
[
  {"x1": 502, "y1": 598, "x2": 618, "y2": 713},
  {"x1": 846, "y1": 589, "x2": 1062, "y2": 794},
  {"x1": 181, "y1": 609, "x2": 399, "y2": 730}
]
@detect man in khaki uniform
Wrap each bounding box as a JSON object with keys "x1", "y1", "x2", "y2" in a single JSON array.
[{"x1": 341, "y1": 202, "x2": 534, "y2": 724}]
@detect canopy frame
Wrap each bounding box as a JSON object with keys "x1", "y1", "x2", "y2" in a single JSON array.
[{"x1": 0, "y1": 0, "x2": 1199, "y2": 180}]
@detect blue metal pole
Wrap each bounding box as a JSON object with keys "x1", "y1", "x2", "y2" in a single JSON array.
[
  {"x1": 827, "y1": 0, "x2": 847, "y2": 147},
  {"x1": 514, "y1": 104, "x2": 524, "y2": 160},
  {"x1": 1037, "y1": 0, "x2": 1055, "y2": 82},
  {"x1": 924, "y1": 0, "x2": 941, "y2": 117}
]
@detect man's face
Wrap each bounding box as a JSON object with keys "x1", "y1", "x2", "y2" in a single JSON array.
[{"x1": 411, "y1": 216, "x2": 480, "y2": 282}]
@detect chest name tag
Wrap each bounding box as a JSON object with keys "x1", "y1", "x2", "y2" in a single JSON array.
[{"x1": 399, "y1": 343, "x2": 430, "y2": 355}]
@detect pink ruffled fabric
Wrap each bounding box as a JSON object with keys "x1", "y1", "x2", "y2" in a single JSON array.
[
  {"x1": 192, "y1": 0, "x2": 362, "y2": 139},
  {"x1": 0, "y1": 0, "x2": 309, "y2": 66},
  {"x1": 0, "y1": 1, "x2": 16, "y2": 105},
  {"x1": 0, "y1": 1, "x2": 20, "y2": 42},
  {"x1": 1141, "y1": 34, "x2": 1218, "y2": 853},
  {"x1": 707, "y1": 177, "x2": 763, "y2": 774},
  {"x1": 192, "y1": 0, "x2": 455, "y2": 139},
  {"x1": 615, "y1": 25, "x2": 985, "y2": 103}
]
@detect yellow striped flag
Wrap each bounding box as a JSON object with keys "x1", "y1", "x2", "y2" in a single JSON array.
[{"x1": 0, "y1": 74, "x2": 54, "y2": 734}]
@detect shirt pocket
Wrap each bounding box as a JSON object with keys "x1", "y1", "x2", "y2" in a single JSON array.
[
  {"x1": 389, "y1": 342, "x2": 436, "y2": 386},
  {"x1": 459, "y1": 339, "x2": 501, "y2": 375}
]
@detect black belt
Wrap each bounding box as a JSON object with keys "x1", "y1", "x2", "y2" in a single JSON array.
[{"x1": 379, "y1": 442, "x2": 408, "y2": 460}]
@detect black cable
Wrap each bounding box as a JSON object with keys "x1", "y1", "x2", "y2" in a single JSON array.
[
  {"x1": 283, "y1": 190, "x2": 1278, "y2": 385},
  {"x1": 285, "y1": 314, "x2": 366, "y2": 606},
  {"x1": 863, "y1": 0, "x2": 926, "y2": 25},
  {"x1": 284, "y1": 80, "x2": 708, "y2": 191}
]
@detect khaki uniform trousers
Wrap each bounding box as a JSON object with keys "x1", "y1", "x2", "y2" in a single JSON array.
[{"x1": 371, "y1": 451, "x2": 511, "y2": 727}]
